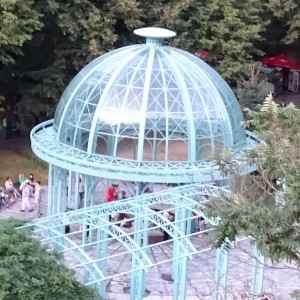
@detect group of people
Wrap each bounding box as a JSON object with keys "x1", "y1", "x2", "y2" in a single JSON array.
[{"x1": 0, "y1": 173, "x2": 41, "y2": 215}]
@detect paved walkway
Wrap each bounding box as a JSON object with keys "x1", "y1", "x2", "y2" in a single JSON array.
[{"x1": 0, "y1": 186, "x2": 48, "y2": 221}]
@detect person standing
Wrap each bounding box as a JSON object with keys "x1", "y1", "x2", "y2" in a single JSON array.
[
  {"x1": 4, "y1": 177, "x2": 14, "y2": 192},
  {"x1": 34, "y1": 181, "x2": 42, "y2": 216},
  {"x1": 4, "y1": 176, "x2": 16, "y2": 206},
  {"x1": 0, "y1": 187, "x2": 8, "y2": 209},
  {"x1": 29, "y1": 173, "x2": 35, "y2": 183},
  {"x1": 21, "y1": 181, "x2": 34, "y2": 212},
  {"x1": 105, "y1": 184, "x2": 119, "y2": 203},
  {"x1": 17, "y1": 173, "x2": 26, "y2": 190},
  {"x1": 105, "y1": 183, "x2": 119, "y2": 222},
  {"x1": 78, "y1": 176, "x2": 85, "y2": 208},
  {"x1": 113, "y1": 184, "x2": 119, "y2": 201}
]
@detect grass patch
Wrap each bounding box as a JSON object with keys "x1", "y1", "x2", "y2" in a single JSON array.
[{"x1": 0, "y1": 138, "x2": 48, "y2": 185}]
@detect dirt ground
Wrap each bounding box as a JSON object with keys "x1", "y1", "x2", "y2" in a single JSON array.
[{"x1": 0, "y1": 137, "x2": 48, "y2": 185}]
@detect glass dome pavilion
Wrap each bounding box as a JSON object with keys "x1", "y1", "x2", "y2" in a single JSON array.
[
  {"x1": 32, "y1": 27, "x2": 257, "y2": 184},
  {"x1": 27, "y1": 28, "x2": 264, "y2": 300},
  {"x1": 55, "y1": 28, "x2": 246, "y2": 162}
]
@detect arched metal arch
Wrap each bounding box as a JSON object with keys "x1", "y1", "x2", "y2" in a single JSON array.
[
  {"x1": 87, "y1": 47, "x2": 147, "y2": 154},
  {"x1": 34, "y1": 224, "x2": 105, "y2": 282},
  {"x1": 130, "y1": 203, "x2": 196, "y2": 257},
  {"x1": 25, "y1": 183, "x2": 227, "y2": 229},
  {"x1": 160, "y1": 48, "x2": 196, "y2": 161},
  {"x1": 30, "y1": 209, "x2": 153, "y2": 270},
  {"x1": 84, "y1": 213, "x2": 152, "y2": 269}
]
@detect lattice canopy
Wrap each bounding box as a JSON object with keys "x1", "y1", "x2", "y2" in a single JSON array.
[{"x1": 54, "y1": 27, "x2": 246, "y2": 162}]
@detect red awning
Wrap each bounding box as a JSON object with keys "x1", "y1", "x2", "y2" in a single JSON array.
[{"x1": 262, "y1": 53, "x2": 300, "y2": 70}]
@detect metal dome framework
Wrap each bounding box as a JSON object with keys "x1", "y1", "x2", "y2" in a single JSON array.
[
  {"x1": 54, "y1": 31, "x2": 247, "y2": 163},
  {"x1": 27, "y1": 27, "x2": 264, "y2": 300}
]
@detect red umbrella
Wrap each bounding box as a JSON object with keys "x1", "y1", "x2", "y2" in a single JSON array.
[
  {"x1": 194, "y1": 50, "x2": 209, "y2": 59},
  {"x1": 262, "y1": 53, "x2": 300, "y2": 70}
]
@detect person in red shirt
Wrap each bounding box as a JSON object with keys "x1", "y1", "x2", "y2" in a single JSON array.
[{"x1": 105, "y1": 184, "x2": 119, "y2": 202}]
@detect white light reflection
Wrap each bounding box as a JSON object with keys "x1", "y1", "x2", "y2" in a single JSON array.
[{"x1": 98, "y1": 109, "x2": 143, "y2": 125}]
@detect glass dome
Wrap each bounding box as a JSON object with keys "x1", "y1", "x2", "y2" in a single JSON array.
[{"x1": 54, "y1": 27, "x2": 246, "y2": 162}]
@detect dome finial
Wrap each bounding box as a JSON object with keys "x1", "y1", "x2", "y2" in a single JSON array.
[{"x1": 134, "y1": 27, "x2": 176, "y2": 46}]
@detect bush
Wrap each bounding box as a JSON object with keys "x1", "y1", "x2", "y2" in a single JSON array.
[{"x1": 0, "y1": 220, "x2": 100, "y2": 300}]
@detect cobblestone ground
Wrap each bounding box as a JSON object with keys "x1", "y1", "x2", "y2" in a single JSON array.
[{"x1": 0, "y1": 186, "x2": 299, "y2": 300}]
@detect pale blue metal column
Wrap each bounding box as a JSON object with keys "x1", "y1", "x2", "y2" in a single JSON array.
[
  {"x1": 130, "y1": 204, "x2": 148, "y2": 299},
  {"x1": 95, "y1": 214, "x2": 109, "y2": 299},
  {"x1": 172, "y1": 205, "x2": 191, "y2": 300},
  {"x1": 152, "y1": 130, "x2": 158, "y2": 161},
  {"x1": 47, "y1": 164, "x2": 54, "y2": 216},
  {"x1": 67, "y1": 170, "x2": 73, "y2": 209},
  {"x1": 107, "y1": 135, "x2": 115, "y2": 156},
  {"x1": 74, "y1": 172, "x2": 80, "y2": 209},
  {"x1": 82, "y1": 175, "x2": 97, "y2": 245},
  {"x1": 67, "y1": 170, "x2": 79, "y2": 210},
  {"x1": 50, "y1": 165, "x2": 67, "y2": 251},
  {"x1": 130, "y1": 183, "x2": 148, "y2": 300},
  {"x1": 214, "y1": 243, "x2": 229, "y2": 300},
  {"x1": 82, "y1": 176, "x2": 101, "y2": 288},
  {"x1": 59, "y1": 168, "x2": 67, "y2": 213},
  {"x1": 50, "y1": 165, "x2": 67, "y2": 215},
  {"x1": 250, "y1": 241, "x2": 264, "y2": 298}
]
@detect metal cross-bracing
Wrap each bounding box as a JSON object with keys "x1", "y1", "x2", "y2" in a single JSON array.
[
  {"x1": 21, "y1": 183, "x2": 264, "y2": 300},
  {"x1": 31, "y1": 120, "x2": 258, "y2": 184}
]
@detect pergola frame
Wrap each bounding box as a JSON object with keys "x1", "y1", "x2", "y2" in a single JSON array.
[{"x1": 22, "y1": 183, "x2": 264, "y2": 300}]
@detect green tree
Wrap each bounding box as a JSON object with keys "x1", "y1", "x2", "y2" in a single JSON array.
[
  {"x1": 235, "y1": 63, "x2": 274, "y2": 111},
  {"x1": 0, "y1": 219, "x2": 100, "y2": 300},
  {"x1": 0, "y1": 0, "x2": 143, "y2": 133},
  {"x1": 267, "y1": 0, "x2": 300, "y2": 45},
  {"x1": 208, "y1": 98, "x2": 300, "y2": 265},
  {"x1": 164, "y1": 0, "x2": 266, "y2": 82},
  {"x1": 0, "y1": 0, "x2": 42, "y2": 64}
]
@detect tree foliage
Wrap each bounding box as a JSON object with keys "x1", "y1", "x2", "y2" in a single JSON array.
[
  {"x1": 236, "y1": 64, "x2": 274, "y2": 111},
  {"x1": 164, "y1": 0, "x2": 266, "y2": 82},
  {"x1": 0, "y1": 0, "x2": 142, "y2": 132},
  {"x1": 0, "y1": 0, "x2": 300, "y2": 133},
  {"x1": 0, "y1": 0, "x2": 42, "y2": 64},
  {"x1": 0, "y1": 219, "x2": 99, "y2": 300},
  {"x1": 208, "y1": 99, "x2": 300, "y2": 265},
  {"x1": 267, "y1": 0, "x2": 300, "y2": 45}
]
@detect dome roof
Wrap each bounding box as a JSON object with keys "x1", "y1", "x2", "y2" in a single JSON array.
[{"x1": 54, "y1": 27, "x2": 246, "y2": 162}]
